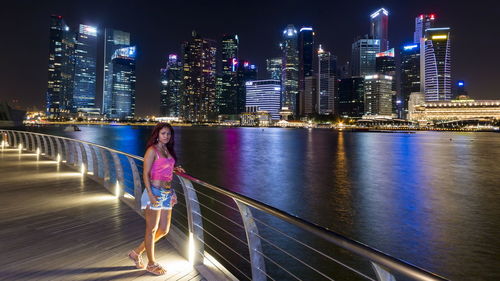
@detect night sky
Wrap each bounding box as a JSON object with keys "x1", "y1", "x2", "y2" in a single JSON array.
[{"x1": 1, "y1": 0, "x2": 499, "y2": 116}]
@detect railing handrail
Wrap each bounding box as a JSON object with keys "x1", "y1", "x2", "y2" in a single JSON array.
[{"x1": 1, "y1": 129, "x2": 449, "y2": 281}]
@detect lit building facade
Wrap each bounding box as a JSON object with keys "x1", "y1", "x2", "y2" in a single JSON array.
[
  {"x1": 245, "y1": 80, "x2": 281, "y2": 120},
  {"x1": 281, "y1": 25, "x2": 299, "y2": 116},
  {"x1": 181, "y1": 31, "x2": 217, "y2": 122},
  {"x1": 160, "y1": 54, "x2": 182, "y2": 117},
  {"x1": 370, "y1": 8, "x2": 389, "y2": 51},
  {"x1": 46, "y1": 15, "x2": 76, "y2": 118},
  {"x1": 73, "y1": 24, "x2": 98, "y2": 113},
  {"x1": 364, "y1": 75, "x2": 394, "y2": 117},
  {"x1": 410, "y1": 99, "x2": 500, "y2": 121},
  {"x1": 298, "y1": 27, "x2": 314, "y2": 116},
  {"x1": 400, "y1": 44, "x2": 421, "y2": 118},
  {"x1": 107, "y1": 47, "x2": 136, "y2": 119},
  {"x1": 317, "y1": 46, "x2": 337, "y2": 115},
  {"x1": 266, "y1": 57, "x2": 282, "y2": 81},
  {"x1": 216, "y1": 34, "x2": 239, "y2": 115},
  {"x1": 375, "y1": 48, "x2": 395, "y2": 75},
  {"x1": 424, "y1": 27, "x2": 451, "y2": 101},
  {"x1": 414, "y1": 14, "x2": 436, "y2": 44},
  {"x1": 103, "y1": 29, "x2": 130, "y2": 116},
  {"x1": 236, "y1": 62, "x2": 258, "y2": 114},
  {"x1": 351, "y1": 38, "x2": 381, "y2": 77},
  {"x1": 338, "y1": 77, "x2": 365, "y2": 117}
]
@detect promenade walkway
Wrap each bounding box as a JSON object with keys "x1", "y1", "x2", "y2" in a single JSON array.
[{"x1": 0, "y1": 148, "x2": 203, "y2": 281}]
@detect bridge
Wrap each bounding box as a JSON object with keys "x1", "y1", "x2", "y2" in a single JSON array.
[{"x1": 0, "y1": 129, "x2": 449, "y2": 281}]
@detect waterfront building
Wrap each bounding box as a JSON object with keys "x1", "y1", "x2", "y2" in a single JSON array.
[
  {"x1": 304, "y1": 75, "x2": 317, "y2": 115},
  {"x1": 298, "y1": 27, "x2": 314, "y2": 116},
  {"x1": 317, "y1": 45, "x2": 337, "y2": 115},
  {"x1": 370, "y1": 8, "x2": 389, "y2": 51},
  {"x1": 216, "y1": 35, "x2": 239, "y2": 115},
  {"x1": 103, "y1": 29, "x2": 130, "y2": 116},
  {"x1": 281, "y1": 25, "x2": 299, "y2": 117},
  {"x1": 409, "y1": 98, "x2": 500, "y2": 121},
  {"x1": 245, "y1": 80, "x2": 281, "y2": 120},
  {"x1": 107, "y1": 46, "x2": 136, "y2": 119},
  {"x1": 73, "y1": 24, "x2": 98, "y2": 114},
  {"x1": 338, "y1": 77, "x2": 365, "y2": 117},
  {"x1": 236, "y1": 61, "x2": 258, "y2": 114},
  {"x1": 423, "y1": 27, "x2": 451, "y2": 101},
  {"x1": 266, "y1": 57, "x2": 282, "y2": 80},
  {"x1": 46, "y1": 15, "x2": 75, "y2": 118},
  {"x1": 351, "y1": 37, "x2": 381, "y2": 77},
  {"x1": 407, "y1": 92, "x2": 425, "y2": 120},
  {"x1": 400, "y1": 44, "x2": 421, "y2": 118},
  {"x1": 241, "y1": 106, "x2": 272, "y2": 126},
  {"x1": 414, "y1": 14, "x2": 436, "y2": 44},
  {"x1": 364, "y1": 74, "x2": 394, "y2": 117},
  {"x1": 160, "y1": 54, "x2": 182, "y2": 117},
  {"x1": 181, "y1": 31, "x2": 217, "y2": 122}
]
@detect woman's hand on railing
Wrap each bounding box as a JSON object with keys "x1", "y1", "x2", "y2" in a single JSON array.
[{"x1": 174, "y1": 166, "x2": 185, "y2": 174}]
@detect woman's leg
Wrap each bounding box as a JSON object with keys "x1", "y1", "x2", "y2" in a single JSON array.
[
  {"x1": 142, "y1": 207, "x2": 161, "y2": 265},
  {"x1": 134, "y1": 209, "x2": 172, "y2": 255}
]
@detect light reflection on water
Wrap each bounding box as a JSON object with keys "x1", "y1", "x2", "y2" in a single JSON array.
[{"x1": 22, "y1": 125, "x2": 500, "y2": 280}]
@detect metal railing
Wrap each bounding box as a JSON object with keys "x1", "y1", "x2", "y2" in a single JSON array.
[{"x1": 0, "y1": 129, "x2": 449, "y2": 281}]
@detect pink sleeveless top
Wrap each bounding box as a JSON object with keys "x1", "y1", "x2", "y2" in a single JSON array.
[{"x1": 150, "y1": 147, "x2": 175, "y2": 182}]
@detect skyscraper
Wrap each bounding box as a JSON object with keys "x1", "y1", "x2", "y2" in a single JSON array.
[
  {"x1": 73, "y1": 24, "x2": 98, "y2": 114},
  {"x1": 298, "y1": 27, "x2": 314, "y2": 116},
  {"x1": 107, "y1": 47, "x2": 136, "y2": 119},
  {"x1": 46, "y1": 15, "x2": 75, "y2": 118},
  {"x1": 364, "y1": 74, "x2": 394, "y2": 116},
  {"x1": 351, "y1": 37, "x2": 381, "y2": 77},
  {"x1": 181, "y1": 31, "x2": 217, "y2": 122},
  {"x1": 338, "y1": 77, "x2": 365, "y2": 117},
  {"x1": 370, "y1": 8, "x2": 389, "y2": 51},
  {"x1": 424, "y1": 27, "x2": 451, "y2": 101},
  {"x1": 236, "y1": 61, "x2": 258, "y2": 114},
  {"x1": 400, "y1": 44, "x2": 421, "y2": 118},
  {"x1": 160, "y1": 54, "x2": 182, "y2": 117},
  {"x1": 216, "y1": 35, "x2": 239, "y2": 115},
  {"x1": 317, "y1": 45, "x2": 337, "y2": 115},
  {"x1": 245, "y1": 80, "x2": 281, "y2": 120},
  {"x1": 103, "y1": 29, "x2": 130, "y2": 116},
  {"x1": 266, "y1": 58, "x2": 282, "y2": 80},
  {"x1": 375, "y1": 48, "x2": 395, "y2": 75},
  {"x1": 414, "y1": 14, "x2": 436, "y2": 44},
  {"x1": 281, "y1": 25, "x2": 299, "y2": 116}
]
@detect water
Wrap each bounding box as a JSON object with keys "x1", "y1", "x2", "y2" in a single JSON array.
[{"x1": 20, "y1": 125, "x2": 500, "y2": 280}]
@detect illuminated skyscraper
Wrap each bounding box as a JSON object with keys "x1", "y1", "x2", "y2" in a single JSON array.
[
  {"x1": 281, "y1": 24, "x2": 299, "y2": 116},
  {"x1": 317, "y1": 45, "x2": 337, "y2": 115},
  {"x1": 103, "y1": 29, "x2": 130, "y2": 115},
  {"x1": 424, "y1": 27, "x2": 451, "y2": 101},
  {"x1": 160, "y1": 54, "x2": 182, "y2": 117},
  {"x1": 400, "y1": 44, "x2": 421, "y2": 118},
  {"x1": 414, "y1": 14, "x2": 436, "y2": 44},
  {"x1": 181, "y1": 31, "x2": 217, "y2": 122},
  {"x1": 338, "y1": 77, "x2": 365, "y2": 117},
  {"x1": 364, "y1": 74, "x2": 394, "y2": 116},
  {"x1": 236, "y1": 61, "x2": 258, "y2": 114},
  {"x1": 46, "y1": 15, "x2": 75, "y2": 118},
  {"x1": 73, "y1": 24, "x2": 98, "y2": 113},
  {"x1": 351, "y1": 37, "x2": 381, "y2": 76},
  {"x1": 266, "y1": 57, "x2": 282, "y2": 80},
  {"x1": 370, "y1": 8, "x2": 389, "y2": 51},
  {"x1": 298, "y1": 27, "x2": 314, "y2": 116},
  {"x1": 216, "y1": 34, "x2": 239, "y2": 115},
  {"x1": 107, "y1": 47, "x2": 136, "y2": 119},
  {"x1": 375, "y1": 48, "x2": 395, "y2": 75},
  {"x1": 245, "y1": 80, "x2": 281, "y2": 120}
]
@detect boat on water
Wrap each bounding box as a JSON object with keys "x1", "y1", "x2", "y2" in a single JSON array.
[{"x1": 64, "y1": 125, "x2": 81, "y2": 132}]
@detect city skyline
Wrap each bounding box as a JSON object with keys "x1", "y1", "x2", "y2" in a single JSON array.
[{"x1": 1, "y1": 0, "x2": 499, "y2": 116}]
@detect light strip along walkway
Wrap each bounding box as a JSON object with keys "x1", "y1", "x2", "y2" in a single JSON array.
[{"x1": 0, "y1": 148, "x2": 204, "y2": 281}]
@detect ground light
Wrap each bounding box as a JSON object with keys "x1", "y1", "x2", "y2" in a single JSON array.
[
  {"x1": 115, "y1": 181, "x2": 121, "y2": 198},
  {"x1": 188, "y1": 232, "x2": 195, "y2": 265},
  {"x1": 81, "y1": 163, "x2": 86, "y2": 175},
  {"x1": 18, "y1": 143, "x2": 23, "y2": 152},
  {"x1": 56, "y1": 153, "x2": 61, "y2": 163}
]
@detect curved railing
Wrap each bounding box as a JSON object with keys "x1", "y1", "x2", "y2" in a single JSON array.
[{"x1": 0, "y1": 129, "x2": 449, "y2": 281}]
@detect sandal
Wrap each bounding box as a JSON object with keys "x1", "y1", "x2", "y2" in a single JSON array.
[
  {"x1": 146, "y1": 262, "x2": 167, "y2": 276},
  {"x1": 127, "y1": 250, "x2": 145, "y2": 269}
]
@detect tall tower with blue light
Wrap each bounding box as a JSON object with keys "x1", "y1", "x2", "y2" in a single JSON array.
[
  {"x1": 298, "y1": 27, "x2": 314, "y2": 116},
  {"x1": 370, "y1": 8, "x2": 389, "y2": 51},
  {"x1": 281, "y1": 24, "x2": 299, "y2": 117},
  {"x1": 73, "y1": 24, "x2": 98, "y2": 114},
  {"x1": 424, "y1": 27, "x2": 451, "y2": 101},
  {"x1": 216, "y1": 34, "x2": 239, "y2": 115},
  {"x1": 414, "y1": 14, "x2": 436, "y2": 44},
  {"x1": 400, "y1": 44, "x2": 421, "y2": 118},
  {"x1": 107, "y1": 46, "x2": 136, "y2": 119},
  {"x1": 160, "y1": 54, "x2": 182, "y2": 117}
]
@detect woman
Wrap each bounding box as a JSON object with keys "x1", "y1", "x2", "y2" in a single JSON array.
[{"x1": 128, "y1": 123, "x2": 185, "y2": 275}]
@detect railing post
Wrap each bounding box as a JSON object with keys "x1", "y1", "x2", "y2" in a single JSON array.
[
  {"x1": 234, "y1": 200, "x2": 267, "y2": 281},
  {"x1": 47, "y1": 136, "x2": 56, "y2": 159},
  {"x1": 90, "y1": 145, "x2": 99, "y2": 177},
  {"x1": 371, "y1": 262, "x2": 397, "y2": 281},
  {"x1": 111, "y1": 152, "x2": 124, "y2": 196},
  {"x1": 177, "y1": 176, "x2": 204, "y2": 265},
  {"x1": 41, "y1": 135, "x2": 49, "y2": 156},
  {"x1": 28, "y1": 133, "x2": 35, "y2": 151},
  {"x1": 74, "y1": 141, "x2": 83, "y2": 167},
  {"x1": 63, "y1": 139, "x2": 70, "y2": 163},
  {"x1": 79, "y1": 143, "x2": 88, "y2": 173},
  {"x1": 35, "y1": 134, "x2": 42, "y2": 154},
  {"x1": 99, "y1": 148, "x2": 111, "y2": 190},
  {"x1": 128, "y1": 157, "x2": 142, "y2": 211}
]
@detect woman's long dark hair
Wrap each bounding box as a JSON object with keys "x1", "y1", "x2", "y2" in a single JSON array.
[{"x1": 146, "y1": 123, "x2": 177, "y2": 161}]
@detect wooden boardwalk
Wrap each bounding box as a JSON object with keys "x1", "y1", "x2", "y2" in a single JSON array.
[{"x1": 0, "y1": 148, "x2": 204, "y2": 281}]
